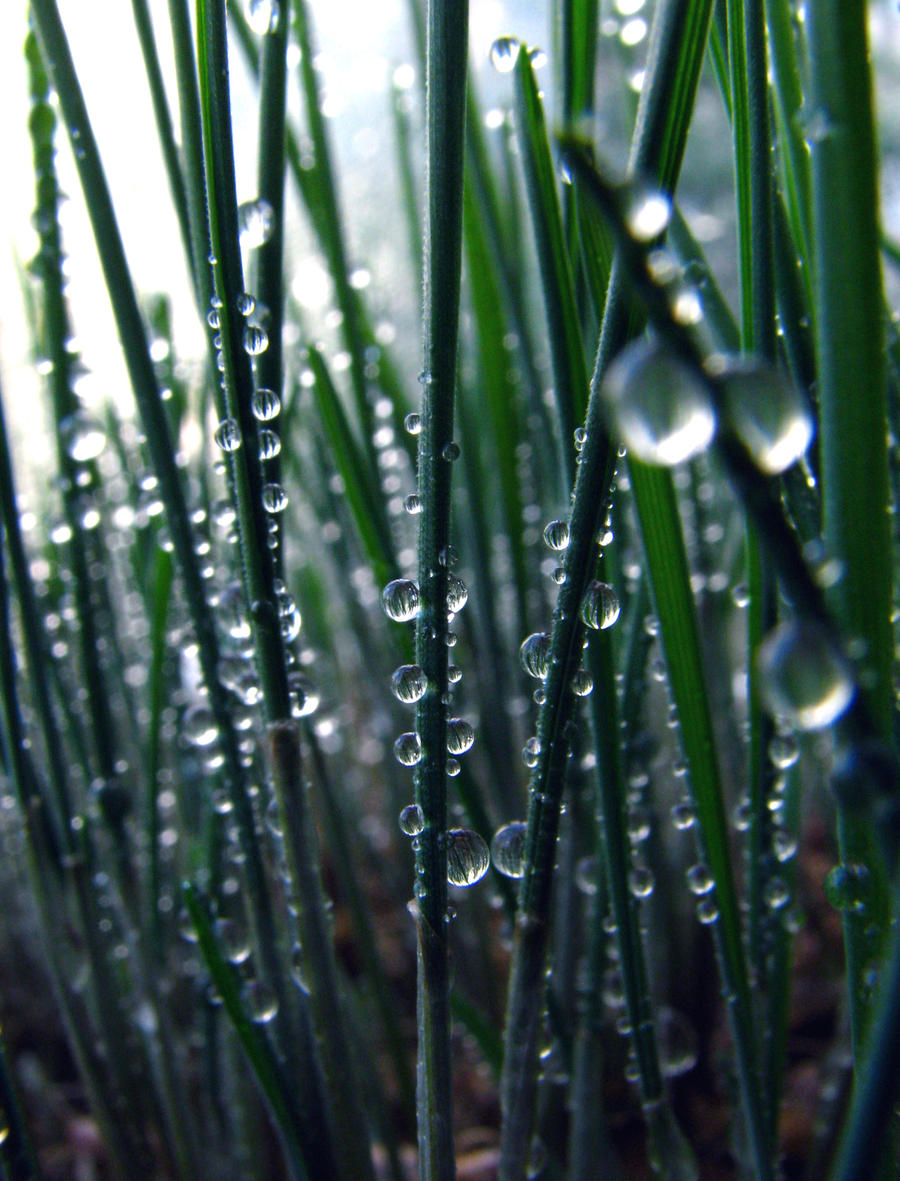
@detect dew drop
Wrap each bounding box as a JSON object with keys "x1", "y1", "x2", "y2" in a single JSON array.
[
  {"x1": 629, "y1": 865, "x2": 655, "y2": 898},
  {"x1": 757, "y1": 620, "x2": 854, "y2": 731},
  {"x1": 236, "y1": 292, "x2": 256, "y2": 317},
  {"x1": 580, "y1": 581, "x2": 621, "y2": 630},
  {"x1": 624, "y1": 186, "x2": 671, "y2": 242},
  {"x1": 446, "y1": 757, "x2": 460, "y2": 777},
  {"x1": 490, "y1": 36, "x2": 521, "y2": 73},
  {"x1": 262, "y1": 483, "x2": 288, "y2": 514},
  {"x1": 764, "y1": 876, "x2": 790, "y2": 910},
  {"x1": 245, "y1": 978, "x2": 278, "y2": 1023},
  {"x1": 543, "y1": 519, "x2": 570, "y2": 551},
  {"x1": 824, "y1": 862, "x2": 872, "y2": 913},
  {"x1": 183, "y1": 703, "x2": 219, "y2": 749},
  {"x1": 686, "y1": 864, "x2": 714, "y2": 896},
  {"x1": 446, "y1": 717, "x2": 475, "y2": 755},
  {"x1": 602, "y1": 337, "x2": 716, "y2": 466},
  {"x1": 671, "y1": 800, "x2": 696, "y2": 830},
  {"x1": 769, "y1": 732, "x2": 800, "y2": 771},
  {"x1": 213, "y1": 417, "x2": 242, "y2": 453},
  {"x1": 394, "y1": 732, "x2": 422, "y2": 766},
  {"x1": 710, "y1": 354, "x2": 814, "y2": 474},
  {"x1": 657, "y1": 1007, "x2": 698, "y2": 1078},
  {"x1": 391, "y1": 664, "x2": 428, "y2": 704},
  {"x1": 446, "y1": 828, "x2": 490, "y2": 886},
  {"x1": 404, "y1": 493, "x2": 421, "y2": 515},
  {"x1": 243, "y1": 324, "x2": 269, "y2": 356},
  {"x1": 446, "y1": 573, "x2": 468, "y2": 614},
  {"x1": 251, "y1": 387, "x2": 281, "y2": 421},
  {"x1": 520, "y1": 632, "x2": 552, "y2": 679},
  {"x1": 522, "y1": 736, "x2": 542, "y2": 767},
  {"x1": 246, "y1": 0, "x2": 280, "y2": 34},
  {"x1": 491, "y1": 821, "x2": 527, "y2": 878},
  {"x1": 570, "y1": 668, "x2": 594, "y2": 697},
  {"x1": 575, "y1": 855, "x2": 599, "y2": 895},
  {"x1": 61, "y1": 411, "x2": 106, "y2": 462},
  {"x1": 696, "y1": 896, "x2": 719, "y2": 924},
  {"x1": 258, "y1": 428, "x2": 281, "y2": 461},
  {"x1": 382, "y1": 578, "x2": 420, "y2": 622},
  {"x1": 238, "y1": 198, "x2": 276, "y2": 247},
  {"x1": 399, "y1": 803, "x2": 425, "y2": 836},
  {"x1": 404, "y1": 412, "x2": 421, "y2": 435},
  {"x1": 441, "y1": 441, "x2": 460, "y2": 462}
]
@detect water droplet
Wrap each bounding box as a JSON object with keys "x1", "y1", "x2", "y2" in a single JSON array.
[
  {"x1": 769, "y1": 732, "x2": 800, "y2": 770},
  {"x1": 491, "y1": 821, "x2": 527, "y2": 878},
  {"x1": 245, "y1": 978, "x2": 279, "y2": 1023},
  {"x1": 290, "y1": 944, "x2": 309, "y2": 993},
  {"x1": 238, "y1": 198, "x2": 276, "y2": 247},
  {"x1": 391, "y1": 664, "x2": 428, "y2": 704},
  {"x1": 543, "y1": 519, "x2": 570, "y2": 551},
  {"x1": 520, "y1": 633, "x2": 552, "y2": 679},
  {"x1": 382, "y1": 578, "x2": 420, "y2": 622},
  {"x1": 394, "y1": 732, "x2": 422, "y2": 766},
  {"x1": 446, "y1": 717, "x2": 475, "y2": 755},
  {"x1": 446, "y1": 828, "x2": 490, "y2": 886},
  {"x1": 671, "y1": 800, "x2": 696, "y2": 830},
  {"x1": 288, "y1": 671, "x2": 319, "y2": 717},
  {"x1": 446, "y1": 573, "x2": 468, "y2": 614},
  {"x1": 183, "y1": 703, "x2": 219, "y2": 748},
  {"x1": 258, "y1": 428, "x2": 281, "y2": 461},
  {"x1": 764, "y1": 875, "x2": 790, "y2": 909},
  {"x1": 657, "y1": 1007, "x2": 698, "y2": 1078},
  {"x1": 570, "y1": 669, "x2": 594, "y2": 696},
  {"x1": 60, "y1": 411, "x2": 106, "y2": 462},
  {"x1": 580, "y1": 580, "x2": 621, "y2": 630},
  {"x1": 624, "y1": 186, "x2": 671, "y2": 242},
  {"x1": 629, "y1": 865, "x2": 655, "y2": 898},
  {"x1": 686, "y1": 864, "x2": 714, "y2": 896},
  {"x1": 262, "y1": 483, "x2": 288, "y2": 514},
  {"x1": 243, "y1": 324, "x2": 269, "y2": 356},
  {"x1": 696, "y1": 896, "x2": 719, "y2": 924},
  {"x1": 757, "y1": 621, "x2": 854, "y2": 731},
  {"x1": 400, "y1": 803, "x2": 424, "y2": 836},
  {"x1": 246, "y1": 0, "x2": 280, "y2": 34},
  {"x1": 404, "y1": 412, "x2": 421, "y2": 435},
  {"x1": 236, "y1": 292, "x2": 256, "y2": 317},
  {"x1": 217, "y1": 918, "x2": 251, "y2": 964},
  {"x1": 523, "y1": 736, "x2": 542, "y2": 767},
  {"x1": 404, "y1": 493, "x2": 421, "y2": 515},
  {"x1": 441, "y1": 441, "x2": 460, "y2": 462},
  {"x1": 732, "y1": 582, "x2": 750, "y2": 608},
  {"x1": 251, "y1": 388, "x2": 281, "y2": 421},
  {"x1": 448, "y1": 664, "x2": 462, "y2": 684},
  {"x1": 772, "y1": 827, "x2": 797, "y2": 863},
  {"x1": 490, "y1": 36, "x2": 521, "y2": 73},
  {"x1": 446, "y1": 756, "x2": 460, "y2": 777},
  {"x1": 575, "y1": 855, "x2": 599, "y2": 894},
  {"x1": 602, "y1": 337, "x2": 716, "y2": 466},
  {"x1": 214, "y1": 417, "x2": 242, "y2": 453},
  {"x1": 709, "y1": 354, "x2": 814, "y2": 474},
  {"x1": 573, "y1": 426, "x2": 587, "y2": 451},
  {"x1": 824, "y1": 862, "x2": 872, "y2": 913}
]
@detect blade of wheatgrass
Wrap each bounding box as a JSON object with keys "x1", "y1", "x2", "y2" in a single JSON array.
[
  {"x1": 413, "y1": 0, "x2": 469, "y2": 1177},
  {"x1": 512, "y1": 46, "x2": 588, "y2": 487},
  {"x1": 146, "y1": 546, "x2": 175, "y2": 963},
  {"x1": 182, "y1": 883, "x2": 312, "y2": 1181},
  {"x1": 805, "y1": 0, "x2": 894, "y2": 1055},
  {"x1": 0, "y1": 1032, "x2": 39, "y2": 1181},
  {"x1": 391, "y1": 71, "x2": 423, "y2": 290}
]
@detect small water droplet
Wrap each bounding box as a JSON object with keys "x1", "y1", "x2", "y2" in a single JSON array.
[
  {"x1": 580, "y1": 580, "x2": 621, "y2": 630},
  {"x1": 757, "y1": 620, "x2": 854, "y2": 731},
  {"x1": 394, "y1": 732, "x2": 422, "y2": 766},
  {"x1": 251, "y1": 388, "x2": 281, "y2": 421},
  {"x1": 671, "y1": 800, "x2": 695, "y2": 830},
  {"x1": 262, "y1": 483, "x2": 288, "y2": 514},
  {"x1": 824, "y1": 862, "x2": 871, "y2": 913},
  {"x1": 238, "y1": 198, "x2": 276, "y2": 247},
  {"x1": 236, "y1": 292, "x2": 256, "y2": 317},
  {"x1": 61, "y1": 411, "x2": 106, "y2": 462},
  {"x1": 391, "y1": 664, "x2": 428, "y2": 704},
  {"x1": 446, "y1": 717, "x2": 475, "y2": 755},
  {"x1": 243, "y1": 324, "x2": 269, "y2": 356},
  {"x1": 523, "y1": 736, "x2": 542, "y2": 767},
  {"x1": 490, "y1": 36, "x2": 521, "y2": 73},
  {"x1": 543, "y1": 519, "x2": 570, "y2": 551},
  {"x1": 764, "y1": 875, "x2": 790, "y2": 909},
  {"x1": 570, "y1": 668, "x2": 594, "y2": 697},
  {"x1": 520, "y1": 633, "x2": 552, "y2": 679},
  {"x1": 441, "y1": 441, "x2": 460, "y2": 462},
  {"x1": 245, "y1": 978, "x2": 279, "y2": 1023},
  {"x1": 258, "y1": 428, "x2": 281, "y2": 461},
  {"x1": 183, "y1": 703, "x2": 219, "y2": 748},
  {"x1": 399, "y1": 803, "x2": 425, "y2": 836},
  {"x1": 382, "y1": 578, "x2": 420, "y2": 622},
  {"x1": 686, "y1": 864, "x2": 714, "y2": 896},
  {"x1": 446, "y1": 756, "x2": 460, "y2": 777},
  {"x1": 404, "y1": 493, "x2": 421, "y2": 515},
  {"x1": 769, "y1": 732, "x2": 800, "y2": 770},
  {"x1": 602, "y1": 337, "x2": 716, "y2": 466},
  {"x1": 629, "y1": 865, "x2": 655, "y2": 898},
  {"x1": 446, "y1": 828, "x2": 490, "y2": 886},
  {"x1": 624, "y1": 186, "x2": 671, "y2": 242},
  {"x1": 246, "y1": 0, "x2": 280, "y2": 35},
  {"x1": 709, "y1": 354, "x2": 814, "y2": 474},
  {"x1": 696, "y1": 896, "x2": 719, "y2": 924},
  {"x1": 446, "y1": 573, "x2": 468, "y2": 614},
  {"x1": 404, "y1": 412, "x2": 421, "y2": 435},
  {"x1": 491, "y1": 821, "x2": 527, "y2": 878}
]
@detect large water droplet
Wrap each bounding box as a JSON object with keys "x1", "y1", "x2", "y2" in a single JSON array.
[
  {"x1": 491, "y1": 821, "x2": 527, "y2": 878},
  {"x1": 446, "y1": 717, "x2": 475, "y2": 755},
  {"x1": 238, "y1": 198, "x2": 276, "y2": 247},
  {"x1": 399, "y1": 803, "x2": 424, "y2": 836},
  {"x1": 61, "y1": 411, "x2": 106, "y2": 462},
  {"x1": 262, "y1": 483, "x2": 288, "y2": 514},
  {"x1": 543, "y1": 519, "x2": 570, "y2": 551},
  {"x1": 394, "y1": 732, "x2": 422, "y2": 766},
  {"x1": 245, "y1": 978, "x2": 279, "y2": 1023},
  {"x1": 446, "y1": 573, "x2": 468, "y2": 615},
  {"x1": 247, "y1": 0, "x2": 280, "y2": 35},
  {"x1": 522, "y1": 736, "x2": 541, "y2": 767},
  {"x1": 391, "y1": 664, "x2": 428, "y2": 704},
  {"x1": 243, "y1": 324, "x2": 269, "y2": 356},
  {"x1": 251, "y1": 387, "x2": 281, "y2": 421},
  {"x1": 258, "y1": 428, "x2": 281, "y2": 461},
  {"x1": 580, "y1": 581, "x2": 620, "y2": 630},
  {"x1": 446, "y1": 828, "x2": 490, "y2": 886},
  {"x1": 183, "y1": 703, "x2": 219, "y2": 748},
  {"x1": 490, "y1": 36, "x2": 521, "y2": 73},
  {"x1": 602, "y1": 337, "x2": 716, "y2": 466},
  {"x1": 756, "y1": 621, "x2": 854, "y2": 731},
  {"x1": 520, "y1": 632, "x2": 552, "y2": 679},
  {"x1": 624, "y1": 186, "x2": 671, "y2": 242},
  {"x1": 382, "y1": 579, "x2": 420, "y2": 622},
  {"x1": 710, "y1": 354, "x2": 814, "y2": 474},
  {"x1": 214, "y1": 417, "x2": 242, "y2": 453}
]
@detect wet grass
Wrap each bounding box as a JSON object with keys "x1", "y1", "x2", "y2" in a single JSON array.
[{"x1": 2, "y1": 1, "x2": 900, "y2": 1179}]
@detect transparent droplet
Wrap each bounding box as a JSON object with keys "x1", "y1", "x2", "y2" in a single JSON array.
[
  {"x1": 709, "y1": 354, "x2": 814, "y2": 475},
  {"x1": 629, "y1": 865, "x2": 655, "y2": 898},
  {"x1": 382, "y1": 578, "x2": 420, "y2": 622},
  {"x1": 446, "y1": 757, "x2": 460, "y2": 777},
  {"x1": 624, "y1": 186, "x2": 671, "y2": 242},
  {"x1": 440, "y1": 574, "x2": 466, "y2": 616},
  {"x1": 686, "y1": 864, "x2": 714, "y2": 896},
  {"x1": 769, "y1": 732, "x2": 800, "y2": 771},
  {"x1": 60, "y1": 411, "x2": 106, "y2": 462},
  {"x1": 523, "y1": 736, "x2": 542, "y2": 767},
  {"x1": 251, "y1": 387, "x2": 281, "y2": 421},
  {"x1": 491, "y1": 821, "x2": 527, "y2": 878},
  {"x1": 824, "y1": 862, "x2": 872, "y2": 914},
  {"x1": 657, "y1": 1007, "x2": 698, "y2": 1078},
  {"x1": 183, "y1": 703, "x2": 219, "y2": 749},
  {"x1": 262, "y1": 483, "x2": 288, "y2": 514},
  {"x1": 570, "y1": 668, "x2": 594, "y2": 697},
  {"x1": 772, "y1": 827, "x2": 797, "y2": 863},
  {"x1": 446, "y1": 717, "x2": 475, "y2": 755},
  {"x1": 696, "y1": 896, "x2": 719, "y2": 924},
  {"x1": 757, "y1": 620, "x2": 854, "y2": 731},
  {"x1": 404, "y1": 493, "x2": 421, "y2": 515},
  {"x1": 441, "y1": 441, "x2": 460, "y2": 462},
  {"x1": 575, "y1": 855, "x2": 599, "y2": 895},
  {"x1": 543, "y1": 519, "x2": 570, "y2": 551},
  {"x1": 602, "y1": 337, "x2": 716, "y2": 466},
  {"x1": 245, "y1": 978, "x2": 278, "y2": 1023},
  {"x1": 580, "y1": 581, "x2": 621, "y2": 630},
  {"x1": 258, "y1": 428, "x2": 281, "y2": 461},
  {"x1": 764, "y1": 876, "x2": 790, "y2": 910},
  {"x1": 394, "y1": 732, "x2": 422, "y2": 766},
  {"x1": 404, "y1": 412, "x2": 421, "y2": 435},
  {"x1": 243, "y1": 324, "x2": 269, "y2": 356},
  {"x1": 290, "y1": 944, "x2": 309, "y2": 993},
  {"x1": 288, "y1": 671, "x2": 319, "y2": 718},
  {"x1": 446, "y1": 828, "x2": 490, "y2": 886},
  {"x1": 217, "y1": 918, "x2": 251, "y2": 965},
  {"x1": 391, "y1": 664, "x2": 428, "y2": 704},
  {"x1": 400, "y1": 803, "x2": 424, "y2": 836},
  {"x1": 246, "y1": 0, "x2": 280, "y2": 34},
  {"x1": 490, "y1": 36, "x2": 521, "y2": 73},
  {"x1": 520, "y1": 632, "x2": 552, "y2": 679},
  {"x1": 214, "y1": 417, "x2": 242, "y2": 453},
  {"x1": 671, "y1": 800, "x2": 695, "y2": 830},
  {"x1": 238, "y1": 198, "x2": 276, "y2": 247}
]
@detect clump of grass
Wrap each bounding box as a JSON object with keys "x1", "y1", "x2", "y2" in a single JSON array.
[{"x1": 2, "y1": 1, "x2": 900, "y2": 1179}]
